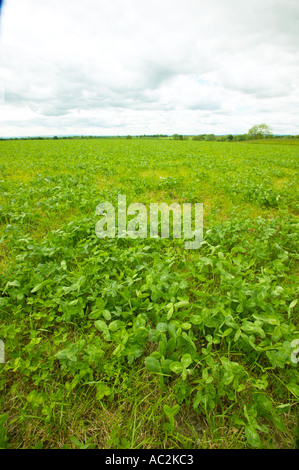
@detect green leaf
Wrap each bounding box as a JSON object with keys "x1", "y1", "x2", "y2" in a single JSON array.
[
  {"x1": 160, "y1": 358, "x2": 173, "y2": 375},
  {"x1": 234, "y1": 329, "x2": 241, "y2": 342},
  {"x1": 108, "y1": 320, "x2": 123, "y2": 331},
  {"x1": 94, "y1": 320, "x2": 111, "y2": 340},
  {"x1": 96, "y1": 383, "x2": 112, "y2": 400},
  {"x1": 169, "y1": 361, "x2": 183, "y2": 374},
  {"x1": 4, "y1": 280, "x2": 20, "y2": 292},
  {"x1": 165, "y1": 337, "x2": 176, "y2": 354},
  {"x1": 102, "y1": 310, "x2": 111, "y2": 321},
  {"x1": 222, "y1": 328, "x2": 233, "y2": 337},
  {"x1": 149, "y1": 329, "x2": 161, "y2": 342},
  {"x1": 174, "y1": 300, "x2": 189, "y2": 309},
  {"x1": 94, "y1": 320, "x2": 107, "y2": 332},
  {"x1": 31, "y1": 282, "x2": 45, "y2": 293},
  {"x1": 156, "y1": 322, "x2": 168, "y2": 332},
  {"x1": 66, "y1": 353, "x2": 77, "y2": 362},
  {"x1": 255, "y1": 393, "x2": 273, "y2": 413},
  {"x1": 289, "y1": 299, "x2": 298, "y2": 309},
  {"x1": 167, "y1": 322, "x2": 177, "y2": 337},
  {"x1": 181, "y1": 322, "x2": 191, "y2": 330},
  {"x1": 163, "y1": 405, "x2": 173, "y2": 419},
  {"x1": 166, "y1": 303, "x2": 174, "y2": 320},
  {"x1": 163, "y1": 404, "x2": 180, "y2": 418},
  {"x1": 181, "y1": 353, "x2": 192, "y2": 368},
  {"x1": 55, "y1": 349, "x2": 68, "y2": 361},
  {"x1": 144, "y1": 356, "x2": 162, "y2": 374},
  {"x1": 190, "y1": 315, "x2": 202, "y2": 325},
  {"x1": 245, "y1": 426, "x2": 261, "y2": 447},
  {"x1": 231, "y1": 246, "x2": 246, "y2": 254},
  {"x1": 158, "y1": 339, "x2": 166, "y2": 355},
  {"x1": 222, "y1": 371, "x2": 234, "y2": 385},
  {"x1": 252, "y1": 314, "x2": 279, "y2": 326},
  {"x1": 199, "y1": 257, "x2": 213, "y2": 266},
  {"x1": 241, "y1": 321, "x2": 265, "y2": 338}
]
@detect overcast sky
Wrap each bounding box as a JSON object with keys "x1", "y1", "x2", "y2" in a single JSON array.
[{"x1": 0, "y1": 0, "x2": 298, "y2": 137}]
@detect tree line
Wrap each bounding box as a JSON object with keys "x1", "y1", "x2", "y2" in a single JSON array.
[
  {"x1": 175, "y1": 124, "x2": 299, "y2": 141},
  {"x1": 1, "y1": 125, "x2": 299, "y2": 141}
]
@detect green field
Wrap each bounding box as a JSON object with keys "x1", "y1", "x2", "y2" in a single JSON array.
[{"x1": 0, "y1": 138, "x2": 298, "y2": 449}]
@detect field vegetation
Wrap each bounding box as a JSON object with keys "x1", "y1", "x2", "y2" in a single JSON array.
[{"x1": 0, "y1": 138, "x2": 298, "y2": 449}]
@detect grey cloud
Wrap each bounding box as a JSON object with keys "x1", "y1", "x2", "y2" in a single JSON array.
[{"x1": 0, "y1": 0, "x2": 299, "y2": 136}]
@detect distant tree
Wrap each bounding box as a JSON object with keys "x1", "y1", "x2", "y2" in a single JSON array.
[
  {"x1": 192, "y1": 134, "x2": 206, "y2": 141},
  {"x1": 237, "y1": 134, "x2": 247, "y2": 141},
  {"x1": 226, "y1": 134, "x2": 233, "y2": 141},
  {"x1": 126, "y1": 135, "x2": 132, "y2": 139},
  {"x1": 205, "y1": 134, "x2": 216, "y2": 141},
  {"x1": 247, "y1": 124, "x2": 272, "y2": 140},
  {"x1": 172, "y1": 134, "x2": 183, "y2": 140}
]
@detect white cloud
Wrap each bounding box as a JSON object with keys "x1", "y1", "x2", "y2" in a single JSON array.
[{"x1": 0, "y1": 0, "x2": 298, "y2": 136}]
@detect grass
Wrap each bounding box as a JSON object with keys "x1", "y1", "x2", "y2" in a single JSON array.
[{"x1": 0, "y1": 138, "x2": 298, "y2": 449}]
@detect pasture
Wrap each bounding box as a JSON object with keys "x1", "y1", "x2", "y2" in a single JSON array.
[{"x1": 0, "y1": 138, "x2": 298, "y2": 448}]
